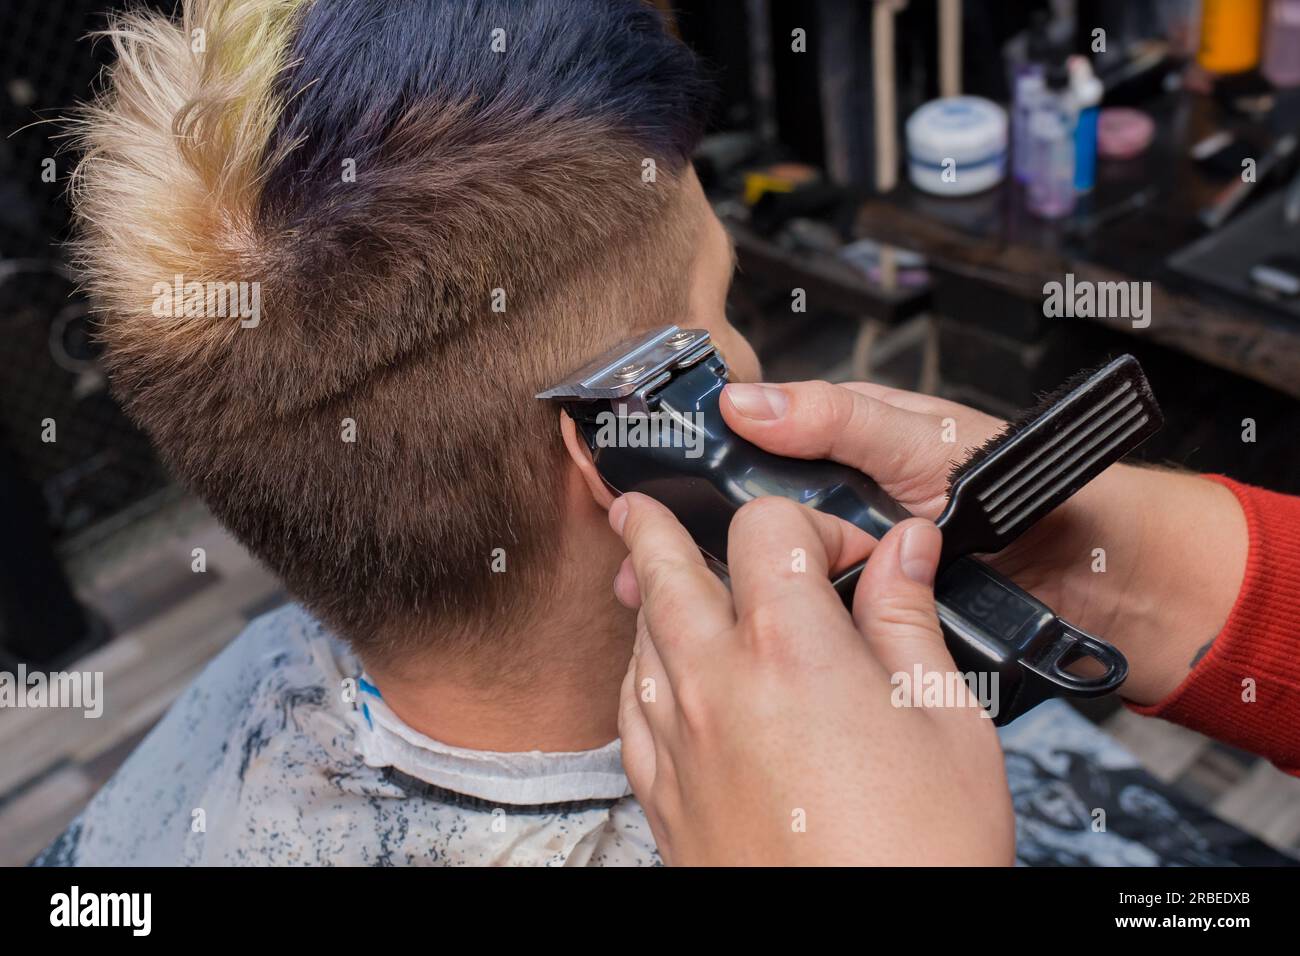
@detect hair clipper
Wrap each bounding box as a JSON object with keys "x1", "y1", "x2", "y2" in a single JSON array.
[{"x1": 538, "y1": 326, "x2": 1163, "y2": 724}]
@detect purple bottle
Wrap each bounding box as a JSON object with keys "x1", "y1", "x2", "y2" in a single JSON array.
[{"x1": 1026, "y1": 64, "x2": 1077, "y2": 219}]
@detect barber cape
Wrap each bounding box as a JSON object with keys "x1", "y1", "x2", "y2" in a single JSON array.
[
  {"x1": 35, "y1": 606, "x2": 654, "y2": 866},
  {"x1": 34, "y1": 605, "x2": 1289, "y2": 867}
]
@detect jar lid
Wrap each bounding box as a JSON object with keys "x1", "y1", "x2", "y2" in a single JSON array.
[{"x1": 906, "y1": 96, "x2": 1008, "y2": 166}]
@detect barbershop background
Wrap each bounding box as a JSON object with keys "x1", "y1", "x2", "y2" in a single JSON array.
[{"x1": 3, "y1": 0, "x2": 1300, "y2": 865}]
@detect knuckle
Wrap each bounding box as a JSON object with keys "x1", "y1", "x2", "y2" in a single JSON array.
[
  {"x1": 672, "y1": 675, "x2": 715, "y2": 736},
  {"x1": 617, "y1": 686, "x2": 643, "y2": 731},
  {"x1": 732, "y1": 495, "x2": 803, "y2": 535},
  {"x1": 866, "y1": 592, "x2": 942, "y2": 637},
  {"x1": 803, "y1": 379, "x2": 849, "y2": 427},
  {"x1": 642, "y1": 588, "x2": 694, "y2": 642},
  {"x1": 833, "y1": 383, "x2": 872, "y2": 429},
  {"x1": 637, "y1": 553, "x2": 684, "y2": 595},
  {"x1": 738, "y1": 600, "x2": 799, "y2": 653},
  {"x1": 833, "y1": 393, "x2": 888, "y2": 465}
]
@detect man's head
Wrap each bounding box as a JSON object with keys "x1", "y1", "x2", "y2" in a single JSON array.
[{"x1": 70, "y1": 0, "x2": 755, "y2": 666}]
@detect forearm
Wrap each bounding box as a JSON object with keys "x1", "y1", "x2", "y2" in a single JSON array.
[
  {"x1": 999, "y1": 464, "x2": 1300, "y2": 772},
  {"x1": 1086, "y1": 466, "x2": 1248, "y2": 705},
  {"x1": 991, "y1": 464, "x2": 1248, "y2": 707},
  {"x1": 1127, "y1": 475, "x2": 1300, "y2": 771}
]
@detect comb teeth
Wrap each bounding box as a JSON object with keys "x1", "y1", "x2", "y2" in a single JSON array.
[
  {"x1": 978, "y1": 378, "x2": 1150, "y2": 537},
  {"x1": 937, "y1": 355, "x2": 1163, "y2": 566}
]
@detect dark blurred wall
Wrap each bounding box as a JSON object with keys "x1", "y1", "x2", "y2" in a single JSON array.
[
  {"x1": 1, "y1": 0, "x2": 175, "y2": 664},
  {"x1": 1, "y1": 0, "x2": 172, "y2": 547}
]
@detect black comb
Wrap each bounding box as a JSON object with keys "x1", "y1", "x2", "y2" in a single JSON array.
[{"x1": 935, "y1": 355, "x2": 1163, "y2": 567}]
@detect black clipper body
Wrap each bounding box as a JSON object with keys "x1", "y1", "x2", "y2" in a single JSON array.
[{"x1": 538, "y1": 327, "x2": 1158, "y2": 724}]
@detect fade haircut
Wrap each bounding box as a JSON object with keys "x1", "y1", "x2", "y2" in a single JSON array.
[{"x1": 68, "y1": 0, "x2": 712, "y2": 664}]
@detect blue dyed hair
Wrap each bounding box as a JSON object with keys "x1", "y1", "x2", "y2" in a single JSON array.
[{"x1": 262, "y1": 0, "x2": 713, "y2": 219}]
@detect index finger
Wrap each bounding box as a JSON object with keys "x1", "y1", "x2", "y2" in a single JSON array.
[
  {"x1": 726, "y1": 497, "x2": 876, "y2": 663},
  {"x1": 610, "y1": 493, "x2": 735, "y2": 678}
]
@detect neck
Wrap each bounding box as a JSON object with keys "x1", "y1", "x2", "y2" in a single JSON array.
[{"x1": 366, "y1": 498, "x2": 634, "y2": 753}]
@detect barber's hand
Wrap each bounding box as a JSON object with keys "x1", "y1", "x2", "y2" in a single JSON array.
[
  {"x1": 719, "y1": 381, "x2": 1248, "y2": 705},
  {"x1": 610, "y1": 492, "x2": 1014, "y2": 867}
]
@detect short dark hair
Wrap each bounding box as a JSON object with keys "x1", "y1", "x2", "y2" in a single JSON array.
[{"x1": 69, "y1": 0, "x2": 712, "y2": 664}]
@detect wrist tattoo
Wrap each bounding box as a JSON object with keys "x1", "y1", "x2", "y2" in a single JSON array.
[{"x1": 1190, "y1": 638, "x2": 1215, "y2": 669}]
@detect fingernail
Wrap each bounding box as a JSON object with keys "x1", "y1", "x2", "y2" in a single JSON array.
[
  {"x1": 608, "y1": 496, "x2": 629, "y2": 535},
  {"x1": 899, "y1": 522, "x2": 941, "y2": 586},
  {"x1": 725, "y1": 383, "x2": 788, "y2": 420}
]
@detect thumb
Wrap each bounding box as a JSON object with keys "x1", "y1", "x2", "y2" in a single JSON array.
[
  {"x1": 720, "y1": 381, "x2": 951, "y2": 517},
  {"x1": 852, "y1": 519, "x2": 959, "y2": 681}
]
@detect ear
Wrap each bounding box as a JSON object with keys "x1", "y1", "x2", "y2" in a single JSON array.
[{"x1": 560, "y1": 410, "x2": 617, "y2": 509}]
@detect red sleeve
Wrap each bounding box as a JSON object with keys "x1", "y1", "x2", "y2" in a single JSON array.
[{"x1": 1128, "y1": 475, "x2": 1300, "y2": 776}]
